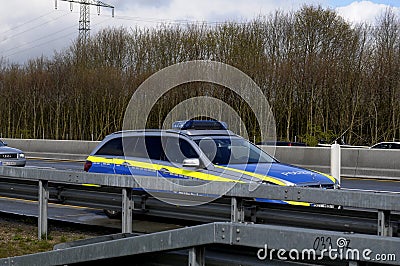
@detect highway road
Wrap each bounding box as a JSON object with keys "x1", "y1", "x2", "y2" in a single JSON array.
[{"x1": 25, "y1": 158, "x2": 400, "y2": 192}]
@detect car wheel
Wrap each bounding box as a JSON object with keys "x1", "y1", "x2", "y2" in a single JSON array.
[{"x1": 103, "y1": 209, "x2": 121, "y2": 219}]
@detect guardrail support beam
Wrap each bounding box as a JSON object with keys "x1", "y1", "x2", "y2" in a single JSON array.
[
  {"x1": 231, "y1": 197, "x2": 244, "y2": 223},
  {"x1": 330, "y1": 142, "x2": 341, "y2": 184},
  {"x1": 38, "y1": 180, "x2": 49, "y2": 240},
  {"x1": 377, "y1": 210, "x2": 392, "y2": 236},
  {"x1": 122, "y1": 188, "x2": 133, "y2": 233},
  {"x1": 188, "y1": 246, "x2": 205, "y2": 266}
]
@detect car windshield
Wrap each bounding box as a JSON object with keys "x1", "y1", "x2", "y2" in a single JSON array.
[{"x1": 194, "y1": 137, "x2": 276, "y2": 165}]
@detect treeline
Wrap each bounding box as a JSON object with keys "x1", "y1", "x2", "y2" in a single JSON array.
[{"x1": 0, "y1": 6, "x2": 399, "y2": 145}]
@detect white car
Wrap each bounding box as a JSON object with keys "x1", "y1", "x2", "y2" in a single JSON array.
[
  {"x1": 0, "y1": 140, "x2": 26, "y2": 167},
  {"x1": 370, "y1": 142, "x2": 400, "y2": 149}
]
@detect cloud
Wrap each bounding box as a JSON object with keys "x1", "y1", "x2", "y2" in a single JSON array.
[
  {"x1": 108, "y1": 0, "x2": 321, "y2": 24},
  {"x1": 3, "y1": 0, "x2": 399, "y2": 63},
  {"x1": 336, "y1": 1, "x2": 400, "y2": 24}
]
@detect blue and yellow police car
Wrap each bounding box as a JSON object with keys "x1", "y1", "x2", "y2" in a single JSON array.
[{"x1": 84, "y1": 120, "x2": 338, "y2": 214}]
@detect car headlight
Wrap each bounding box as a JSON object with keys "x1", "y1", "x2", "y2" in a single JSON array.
[{"x1": 19, "y1": 153, "x2": 25, "y2": 158}]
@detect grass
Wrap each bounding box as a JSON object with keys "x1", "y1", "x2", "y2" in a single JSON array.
[{"x1": 0, "y1": 216, "x2": 102, "y2": 258}]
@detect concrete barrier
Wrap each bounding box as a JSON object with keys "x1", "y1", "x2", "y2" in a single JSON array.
[
  {"x1": 260, "y1": 146, "x2": 400, "y2": 180},
  {"x1": 3, "y1": 138, "x2": 100, "y2": 161},
  {"x1": 2, "y1": 139, "x2": 399, "y2": 180}
]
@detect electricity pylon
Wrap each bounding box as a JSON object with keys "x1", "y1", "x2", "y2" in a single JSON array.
[{"x1": 55, "y1": 0, "x2": 114, "y2": 44}]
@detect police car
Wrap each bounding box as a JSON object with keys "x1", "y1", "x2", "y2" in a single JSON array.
[{"x1": 84, "y1": 120, "x2": 337, "y2": 212}]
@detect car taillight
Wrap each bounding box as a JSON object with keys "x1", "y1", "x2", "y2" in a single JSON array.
[{"x1": 84, "y1": 160, "x2": 92, "y2": 172}]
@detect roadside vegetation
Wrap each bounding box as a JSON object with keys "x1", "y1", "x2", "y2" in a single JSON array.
[
  {"x1": 0, "y1": 5, "x2": 399, "y2": 146},
  {"x1": 0, "y1": 216, "x2": 100, "y2": 258}
]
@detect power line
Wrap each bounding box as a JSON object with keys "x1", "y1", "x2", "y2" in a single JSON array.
[
  {"x1": 0, "y1": 11, "x2": 56, "y2": 36},
  {"x1": 0, "y1": 12, "x2": 71, "y2": 45},
  {"x1": 3, "y1": 18, "x2": 110, "y2": 59},
  {"x1": 4, "y1": 31, "x2": 76, "y2": 59},
  {"x1": 2, "y1": 22, "x2": 76, "y2": 55},
  {"x1": 95, "y1": 12, "x2": 247, "y2": 26}
]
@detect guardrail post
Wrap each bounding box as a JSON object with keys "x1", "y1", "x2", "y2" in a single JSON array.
[
  {"x1": 250, "y1": 206, "x2": 257, "y2": 223},
  {"x1": 378, "y1": 210, "x2": 392, "y2": 236},
  {"x1": 141, "y1": 194, "x2": 148, "y2": 211},
  {"x1": 38, "y1": 180, "x2": 49, "y2": 240},
  {"x1": 188, "y1": 247, "x2": 205, "y2": 266},
  {"x1": 122, "y1": 188, "x2": 133, "y2": 233},
  {"x1": 331, "y1": 142, "x2": 341, "y2": 185},
  {"x1": 231, "y1": 197, "x2": 244, "y2": 223}
]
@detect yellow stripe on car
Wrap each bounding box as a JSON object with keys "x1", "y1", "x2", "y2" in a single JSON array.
[
  {"x1": 87, "y1": 156, "x2": 243, "y2": 183},
  {"x1": 284, "y1": 200, "x2": 311, "y2": 206},
  {"x1": 215, "y1": 165, "x2": 287, "y2": 186},
  {"x1": 215, "y1": 166, "x2": 312, "y2": 206},
  {"x1": 310, "y1": 170, "x2": 336, "y2": 183},
  {"x1": 82, "y1": 184, "x2": 101, "y2": 187}
]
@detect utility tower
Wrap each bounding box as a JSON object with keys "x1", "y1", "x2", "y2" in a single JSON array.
[{"x1": 55, "y1": 0, "x2": 114, "y2": 44}]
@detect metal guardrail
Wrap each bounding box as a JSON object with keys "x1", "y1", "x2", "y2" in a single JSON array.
[
  {"x1": 1, "y1": 222, "x2": 399, "y2": 265},
  {"x1": 1, "y1": 166, "x2": 400, "y2": 265},
  {"x1": 1, "y1": 167, "x2": 400, "y2": 234},
  {"x1": 2, "y1": 178, "x2": 397, "y2": 236},
  {"x1": 4, "y1": 138, "x2": 400, "y2": 180}
]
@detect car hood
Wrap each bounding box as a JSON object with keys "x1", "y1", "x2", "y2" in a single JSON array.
[
  {"x1": 217, "y1": 162, "x2": 335, "y2": 186},
  {"x1": 0, "y1": 146, "x2": 23, "y2": 153}
]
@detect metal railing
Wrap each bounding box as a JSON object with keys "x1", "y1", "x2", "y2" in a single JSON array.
[
  {"x1": 1, "y1": 222, "x2": 399, "y2": 265},
  {"x1": 1, "y1": 166, "x2": 399, "y2": 238},
  {"x1": 1, "y1": 166, "x2": 400, "y2": 265}
]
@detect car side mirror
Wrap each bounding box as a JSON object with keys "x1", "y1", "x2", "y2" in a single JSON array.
[{"x1": 183, "y1": 158, "x2": 201, "y2": 168}]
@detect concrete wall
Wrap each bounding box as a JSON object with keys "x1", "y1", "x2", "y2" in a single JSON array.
[
  {"x1": 260, "y1": 146, "x2": 400, "y2": 180},
  {"x1": 3, "y1": 138, "x2": 100, "y2": 161},
  {"x1": 2, "y1": 139, "x2": 399, "y2": 180}
]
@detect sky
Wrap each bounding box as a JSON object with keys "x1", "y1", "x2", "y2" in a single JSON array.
[{"x1": 0, "y1": 0, "x2": 399, "y2": 64}]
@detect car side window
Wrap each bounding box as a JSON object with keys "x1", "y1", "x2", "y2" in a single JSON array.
[
  {"x1": 98, "y1": 135, "x2": 199, "y2": 163},
  {"x1": 95, "y1": 137, "x2": 124, "y2": 156},
  {"x1": 127, "y1": 136, "x2": 199, "y2": 163},
  {"x1": 145, "y1": 136, "x2": 164, "y2": 160},
  {"x1": 179, "y1": 138, "x2": 199, "y2": 159},
  {"x1": 164, "y1": 137, "x2": 199, "y2": 163},
  {"x1": 123, "y1": 136, "x2": 164, "y2": 160}
]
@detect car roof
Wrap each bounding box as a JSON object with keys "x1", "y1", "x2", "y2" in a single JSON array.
[
  {"x1": 107, "y1": 129, "x2": 237, "y2": 138},
  {"x1": 370, "y1": 142, "x2": 400, "y2": 148},
  {"x1": 371, "y1": 141, "x2": 400, "y2": 146}
]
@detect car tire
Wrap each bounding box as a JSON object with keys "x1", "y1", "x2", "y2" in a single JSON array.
[{"x1": 103, "y1": 209, "x2": 122, "y2": 219}]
